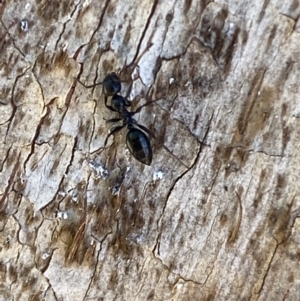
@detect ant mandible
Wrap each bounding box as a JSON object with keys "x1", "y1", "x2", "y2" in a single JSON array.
[{"x1": 77, "y1": 72, "x2": 157, "y2": 165}]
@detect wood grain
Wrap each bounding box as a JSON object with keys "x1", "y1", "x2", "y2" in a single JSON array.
[{"x1": 0, "y1": 1, "x2": 299, "y2": 300}]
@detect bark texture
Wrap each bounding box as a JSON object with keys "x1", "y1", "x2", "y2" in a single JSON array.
[{"x1": 1, "y1": 0, "x2": 300, "y2": 300}]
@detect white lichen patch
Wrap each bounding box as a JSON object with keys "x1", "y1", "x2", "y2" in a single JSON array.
[
  {"x1": 153, "y1": 170, "x2": 165, "y2": 181},
  {"x1": 56, "y1": 211, "x2": 68, "y2": 220},
  {"x1": 88, "y1": 159, "x2": 109, "y2": 179},
  {"x1": 42, "y1": 253, "x2": 50, "y2": 260}
]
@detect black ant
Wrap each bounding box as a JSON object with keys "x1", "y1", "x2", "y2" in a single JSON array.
[
  {"x1": 77, "y1": 72, "x2": 189, "y2": 168},
  {"x1": 77, "y1": 72, "x2": 156, "y2": 165}
]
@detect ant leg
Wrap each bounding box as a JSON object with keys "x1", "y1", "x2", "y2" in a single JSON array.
[
  {"x1": 104, "y1": 118, "x2": 123, "y2": 123},
  {"x1": 104, "y1": 125, "x2": 125, "y2": 147},
  {"x1": 104, "y1": 96, "x2": 118, "y2": 112},
  {"x1": 77, "y1": 78, "x2": 103, "y2": 89},
  {"x1": 135, "y1": 124, "x2": 189, "y2": 169},
  {"x1": 132, "y1": 99, "x2": 161, "y2": 115}
]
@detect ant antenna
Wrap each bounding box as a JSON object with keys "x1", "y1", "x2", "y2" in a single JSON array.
[
  {"x1": 76, "y1": 79, "x2": 103, "y2": 89},
  {"x1": 76, "y1": 43, "x2": 153, "y2": 90}
]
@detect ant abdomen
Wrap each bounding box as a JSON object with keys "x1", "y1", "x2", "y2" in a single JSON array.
[{"x1": 126, "y1": 128, "x2": 152, "y2": 165}]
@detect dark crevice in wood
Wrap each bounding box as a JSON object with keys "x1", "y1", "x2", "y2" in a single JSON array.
[
  {"x1": 54, "y1": 1, "x2": 80, "y2": 51},
  {"x1": 129, "y1": 0, "x2": 159, "y2": 66}
]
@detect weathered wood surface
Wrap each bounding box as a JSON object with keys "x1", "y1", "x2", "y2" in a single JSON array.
[{"x1": 1, "y1": 0, "x2": 300, "y2": 300}]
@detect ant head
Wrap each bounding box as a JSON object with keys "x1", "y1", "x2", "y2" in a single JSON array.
[{"x1": 102, "y1": 72, "x2": 121, "y2": 96}]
